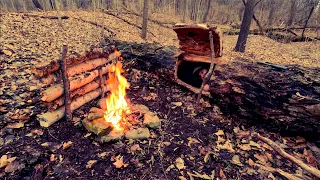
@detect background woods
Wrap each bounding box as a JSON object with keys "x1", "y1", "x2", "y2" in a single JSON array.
[{"x1": 1, "y1": 0, "x2": 319, "y2": 29}]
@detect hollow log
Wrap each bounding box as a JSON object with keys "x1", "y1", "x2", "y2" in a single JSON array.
[
  {"x1": 38, "y1": 87, "x2": 109, "y2": 127},
  {"x1": 34, "y1": 45, "x2": 116, "y2": 77},
  {"x1": 45, "y1": 80, "x2": 101, "y2": 110},
  {"x1": 41, "y1": 65, "x2": 110, "y2": 102}
]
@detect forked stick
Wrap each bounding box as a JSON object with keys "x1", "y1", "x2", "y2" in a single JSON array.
[
  {"x1": 196, "y1": 30, "x2": 216, "y2": 103},
  {"x1": 252, "y1": 132, "x2": 320, "y2": 178}
]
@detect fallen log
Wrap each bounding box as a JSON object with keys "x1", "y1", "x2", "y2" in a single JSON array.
[
  {"x1": 34, "y1": 45, "x2": 116, "y2": 77},
  {"x1": 41, "y1": 65, "x2": 110, "y2": 102},
  {"x1": 23, "y1": 14, "x2": 69, "y2": 20},
  {"x1": 38, "y1": 87, "x2": 109, "y2": 127},
  {"x1": 253, "y1": 132, "x2": 320, "y2": 178},
  {"x1": 46, "y1": 80, "x2": 101, "y2": 110}
]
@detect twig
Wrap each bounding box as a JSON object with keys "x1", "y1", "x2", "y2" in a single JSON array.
[
  {"x1": 59, "y1": 45, "x2": 72, "y2": 122},
  {"x1": 255, "y1": 164, "x2": 303, "y2": 180},
  {"x1": 252, "y1": 132, "x2": 320, "y2": 178},
  {"x1": 196, "y1": 31, "x2": 216, "y2": 103}
]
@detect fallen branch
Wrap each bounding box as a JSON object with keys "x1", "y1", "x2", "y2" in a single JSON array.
[
  {"x1": 102, "y1": 10, "x2": 156, "y2": 37},
  {"x1": 255, "y1": 164, "x2": 303, "y2": 180},
  {"x1": 73, "y1": 17, "x2": 116, "y2": 37},
  {"x1": 252, "y1": 132, "x2": 320, "y2": 178},
  {"x1": 23, "y1": 14, "x2": 69, "y2": 20},
  {"x1": 38, "y1": 87, "x2": 109, "y2": 127},
  {"x1": 41, "y1": 65, "x2": 110, "y2": 102}
]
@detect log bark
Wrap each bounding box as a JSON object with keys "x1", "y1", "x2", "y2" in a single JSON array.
[
  {"x1": 46, "y1": 80, "x2": 101, "y2": 111},
  {"x1": 38, "y1": 87, "x2": 109, "y2": 127},
  {"x1": 253, "y1": 133, "x2": 320, "y2": 178},
  {"x1": 59, "y1": 45, "x2": 72, "y2": 122},
  {"x1": 34, "y1": 45, "x2": 116, "y2": 77},
  {"x1": 41, "y1": 65, "x2": 110, "y2": 102}
]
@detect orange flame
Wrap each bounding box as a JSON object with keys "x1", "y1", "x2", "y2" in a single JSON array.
[{"x1": 104, "y1": 60, "x2": 129, "y2": 130}]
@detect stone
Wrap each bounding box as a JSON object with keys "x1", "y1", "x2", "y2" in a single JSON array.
[
  {"x1": 143, "y1": 112, "x2": 161, "y2": 129},
  {"x1": 98, "y1": 98, "x2": 107, "y2": 111},
  {"x1": 131, "y1": 104, "x2": 150, "y2": 114},
  {"x1": 82, "y1": 118, "x2": 112, "y2": 136},
  {"x1": 87, "y1": 107, "x2": 105, "y2": 121},
  {"x1": 99, "y1": 130, "x2": 124, "y2": 143},
  {"x1": 125, "y1": 128, "x2": 150, "y2": 140}
]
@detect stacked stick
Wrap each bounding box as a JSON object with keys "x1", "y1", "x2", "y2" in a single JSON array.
[{"x1": 36, "y1": 45, "x2": 119, "y2": 127}]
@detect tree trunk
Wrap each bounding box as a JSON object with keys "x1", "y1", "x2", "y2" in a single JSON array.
[
  {"x1": 201, "y1": 0, "x2": 212, "y2": 23},
  {"x1": 182, "y1": 0, "x2": 187, "y2": 23},
  {"x1": 32, "y1": 0, "x2": 43, "y2": 10},
  {"x1": 267, "y1": 0, "x2": 276, "y2": 26},
  {"x1": 235, "y1": 0, "x2": 256, "y2": 53},
  {"x1": 302, "y1": 2, "x2": 317, "y2": 37},
  {"x1": 287, "y1": 0, "x2": 297, "y2": 27},
  {"x1": 141, "y1": 0, "x2": 149, "y2": 40}
]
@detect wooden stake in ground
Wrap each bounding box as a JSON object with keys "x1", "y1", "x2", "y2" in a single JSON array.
[
  {"x1": 252, "y1": 132, "x2": 320, "y2": 178},
  {"x1": 196, "y1": 31, "x2": 216, "y2": 103},
  {"x1": 59, "y1": 45, "x2": 72, "y2": 121},
  {"x1": 99, "y1": 68, "x2": 105, "y2": 98}
]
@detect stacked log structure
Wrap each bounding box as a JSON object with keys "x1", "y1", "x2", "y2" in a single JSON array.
[{"x1": 35, "y1": 45, "x2": 120, "y2": 127}]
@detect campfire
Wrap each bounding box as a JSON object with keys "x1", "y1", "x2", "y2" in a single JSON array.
[
  {"x1": 104, "y1": 61, "x2": 130, "y2": 131},
  {"x1": 82, "y1": 55, "x2": 161, "y2": 143}
]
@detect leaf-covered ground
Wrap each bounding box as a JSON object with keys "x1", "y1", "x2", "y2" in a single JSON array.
[{"x1": 0, "y1": 11, "x2": 320, "y2": 179}]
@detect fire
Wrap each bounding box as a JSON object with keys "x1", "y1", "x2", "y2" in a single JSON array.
[{"x1": 104, "y1": 59, "x2": 129, "y2": 131}]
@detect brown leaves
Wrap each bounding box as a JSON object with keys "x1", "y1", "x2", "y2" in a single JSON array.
[
  {"x1": 86, "y1": 160, "x2": 97, "y2": 169},
  {"x1": 112, "y1": 155, "x2": 128, "y2": 168},
  {"x1": 231, "y1": 155, "x2": 243, "y2": 166},
  {"x1": 62, "y1": 141, "x2": 72, "y2": 149},
  {"x1": 187, "y1": 137, "x2": 200, "y2": 147},
  {"x1": 175, "y1": 157, "x2": 186, "y2": 170},
  {"x1": 7, "y1": 122, "x2": 24, "y2": 129}
]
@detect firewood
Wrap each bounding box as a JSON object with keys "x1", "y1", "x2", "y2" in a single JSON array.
[
  {"x1": 38, "y1": 87, "x2": 109, "y2": 127},
  {"x1": 34, "y1": 45, "x2": 116, "y2": 77},
  {"x1": 46, "y1": 80, "x2": 101, "y2": 110},
  {"x1": 67, "y1": 54, "x2": 116, "y2": 77},
  {"x1": 253, "y1": 132, "x2": 320, "y2": 178},
  {"x1": 41, "y1": 65, "x2": 110, "y2": 102}
]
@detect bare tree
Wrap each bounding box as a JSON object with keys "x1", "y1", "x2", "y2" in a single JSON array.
[
  {"x1": 141, "y1": 0, "x2": 149, "y2": 40},
  {"x1": 267, "y1": 0, "x2": 276, "y2": 26},
  {"x1": 302, "y1": 0, "x2": 319, "y2": 37},
  {"x1": 32, "y1": 0, "x2": 43, "y2": 10},
  {"x1": 202, "y1": 0, "x2": 212, "y2": 23},
  {"x1": 235, "y1": 0, "x2": 256, "y2": 53},
  {"x1": 182, "y1": 0, "x2": 187, "y2": 23},
  {"x1": 287, "y1": 0, "x2": 297, "y2": 27}
]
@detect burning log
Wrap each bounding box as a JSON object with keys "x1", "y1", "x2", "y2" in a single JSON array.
[
  {"x1": 38, "y1": 87, "x2": 109, "y2": 127},
  {"x1": 41, "y1": 65, "x2": 110, "y2": 102}
]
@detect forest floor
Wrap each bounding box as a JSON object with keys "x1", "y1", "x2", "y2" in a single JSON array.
[{"x1": 0, "y1": 11, "x2": 320, "y2": 179}]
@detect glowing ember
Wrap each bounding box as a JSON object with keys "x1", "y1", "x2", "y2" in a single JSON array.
[{"x1": 104, "y1": 59, "x2": 129, "y2": 130}]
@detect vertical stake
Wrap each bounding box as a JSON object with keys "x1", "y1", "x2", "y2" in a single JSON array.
[
  {"x1": 99, "y1": 68, "x2": 105, "y2": 98},
  {"x1": 196, "y1": 30, "x2": 216, "y2": 104},
  {"x1": 59, "y1": 45, "x2": 72, "y2": 121}
]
